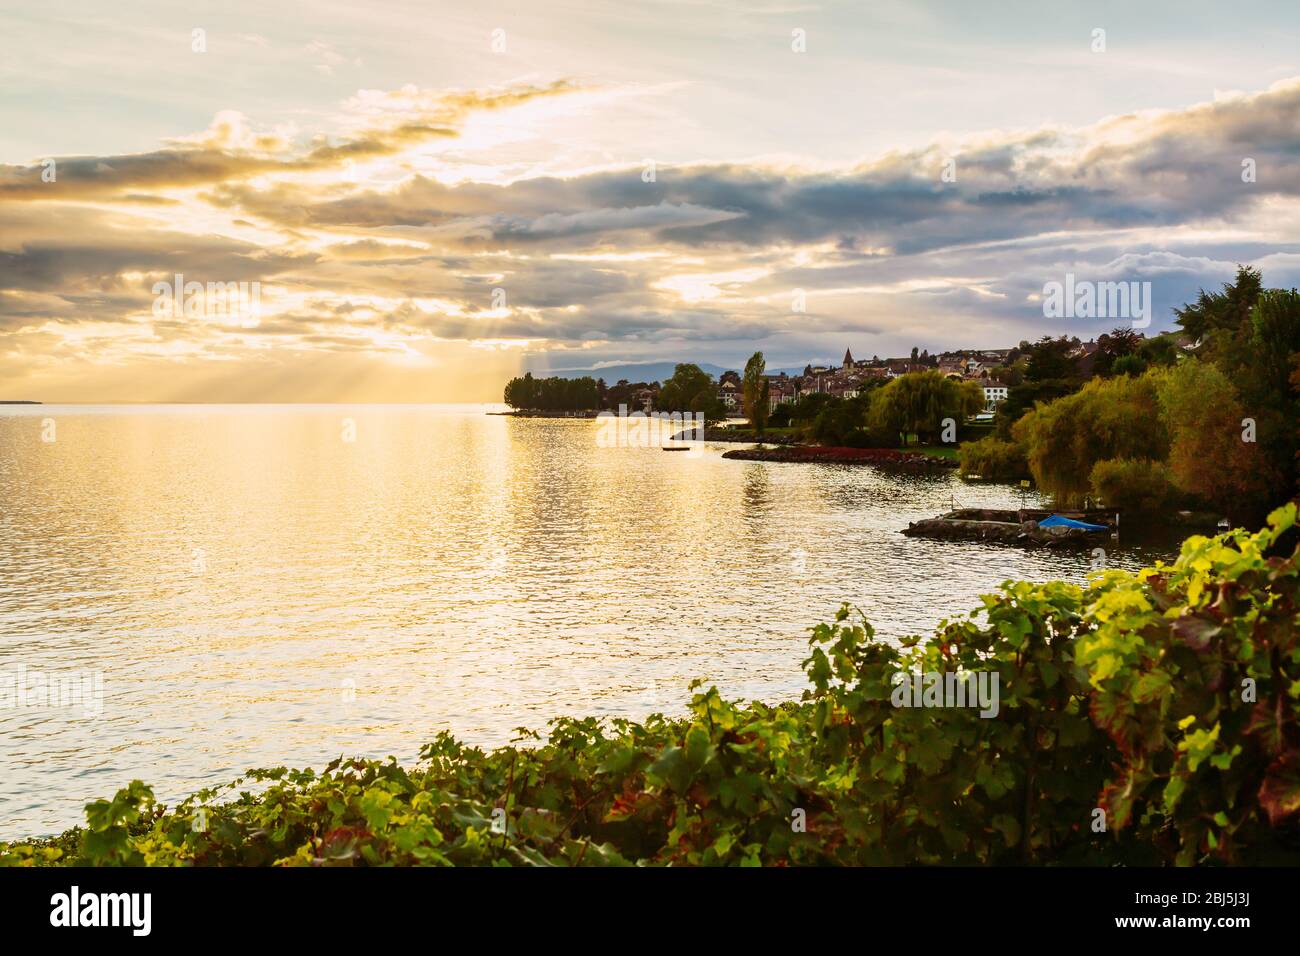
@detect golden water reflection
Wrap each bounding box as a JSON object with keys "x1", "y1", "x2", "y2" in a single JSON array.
[{"x1": 0, "y1": 404, "x2": 1172, "y2": 837}]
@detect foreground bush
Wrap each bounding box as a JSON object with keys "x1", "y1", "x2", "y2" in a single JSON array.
[{"x1": 5, "y1": 507, "x2": 1300, "y2": 866}]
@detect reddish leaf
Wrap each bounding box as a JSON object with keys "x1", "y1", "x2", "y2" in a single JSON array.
[{"x1": 1258, "y1": 750, "x2": 1300, "y2": 825}]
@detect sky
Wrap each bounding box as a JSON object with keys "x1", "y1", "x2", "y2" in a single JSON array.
[{"x1": 3, "y1": 0, "x2": 1300, "y2": 401}]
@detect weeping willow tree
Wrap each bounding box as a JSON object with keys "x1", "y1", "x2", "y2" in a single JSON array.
[
  {"x1": 870, "y1": 370, "x2": 983, "y2": 445},
  {"x1": 1012, "y1": 373, "x2": 1168, "y2": 507}
]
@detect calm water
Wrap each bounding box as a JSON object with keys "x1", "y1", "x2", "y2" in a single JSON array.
[{"x1": 0, "y1": 404, "x2": 1174, "y2": 838}]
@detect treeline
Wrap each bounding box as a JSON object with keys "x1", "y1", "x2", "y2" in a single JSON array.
[
  {"x1": 502, "y1": 365, "x2": 726, "y2": 422},
  {"x1": 502, "y1": 373, "x2": 601, "y2": 411},
  {"x1": 961, "y1": 267, "x2": 1300, "y2": 525}
]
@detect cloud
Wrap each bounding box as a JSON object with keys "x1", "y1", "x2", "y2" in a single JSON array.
[
  {"x1": 0, "y1": 80, "x2": 581, "y2": 201},
  {"x1": 5, "y1": 75, "x2": 1300, "y2": 399}
]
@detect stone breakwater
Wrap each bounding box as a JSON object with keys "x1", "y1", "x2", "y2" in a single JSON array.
[
  {"x1": 721, "y1": 446, "x2": 958, "y2": 470},
  {"x1": 902, "y1": 508, "x2": 1116, "y2": 548}
]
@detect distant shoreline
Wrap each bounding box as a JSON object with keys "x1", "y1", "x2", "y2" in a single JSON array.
[
  {"x1": 0, "y1": 400, "x2": 41, "y2": 404},
  {"x1": 490, "y1": 408, "x2": 604, "y2": 418}
]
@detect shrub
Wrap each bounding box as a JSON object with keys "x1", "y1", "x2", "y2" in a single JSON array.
[
  {"x1": 811, "y1": 401, "x2": 866, "y2": 446},
  {"x1": 958, "y1": 436, "x2": 1028, "y2": 480},
  {"x1": 5, "y1": 507, "x2": 1300, "y2": 867},
  {"x1": 1013, "y1": 372, "x2": 1168, "y2": 507},
  {"x1": 842, "y1": 425, "x2": 899, "y2": 449},
  {"x1": 1088, "y1": 457, "x2": 1177, "y2": 512},
  {"x1": 1111, "y1": 354, "x2": 1147, "y2": 377}
]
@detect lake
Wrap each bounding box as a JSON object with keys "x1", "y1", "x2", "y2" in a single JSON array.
[{"x1": 0, "y1": 404, "x2": 1175, "y2": 838}]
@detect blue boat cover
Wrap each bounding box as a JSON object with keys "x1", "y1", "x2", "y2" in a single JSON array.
[{"x1": 1038, "y1": 514, "x2": 1109, "y2": 531}]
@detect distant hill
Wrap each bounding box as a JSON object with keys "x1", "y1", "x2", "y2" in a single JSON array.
[{"x1": 522, "y1": 360, "x2": 804, "y2": 384}]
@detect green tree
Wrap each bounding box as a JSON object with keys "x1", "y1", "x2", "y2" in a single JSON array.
[
  {"x1": 1094, "y1": 328, "x2": 1141, "y2": 377},
  {"x1": 656, "y1": 364, "x2": 727, "y2": 424},
  {"x1": 1088, "y1": 458, "x2": 1177, "y2": 512},
  {"x1": 788, "y1": 392, "x2": 834, "y2": 423},
  {"x1": 1156, "y1": 359, "x2": 1275, "y2": 524},
  {"x1": 502, "y1": 374, "x2": 600, "y2": 411},
  {"x1": 742, "y1": 352, "x2": 770, "y2": 435},
  {"x1": 871, "y1": 371, "x2": 983, "y2": 445},
  {"x1": 1137, "y1": 332, "x2": 1181, "y2": 368},
  {"x1": 958, "y1": 436, "x2": 1029, "y2": 480},
  {"x1": 1023, "y1": 335, "x2": 1082, "y2": 383},
  {"x1": 1182, "y1": 270, "x2": 1300, "y2": 507},
  {"x1": 811, "y1": 401, "x2": 866, "y2": 446},
  {"x1": 1013, "y1": 372, "x2": 1168, "y2": 507},
  {"x1": 656, "y1": 364, "x2": 712, "y2": 411},
  {"x1": 993, "y1": 379, "x2": 1076, "y2": 439},
  {"x1": 1175, "y1": 264, "x2": 1262, "y2": 345}
]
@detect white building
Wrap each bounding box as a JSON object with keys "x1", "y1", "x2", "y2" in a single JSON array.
[{"x1": 982, "y1": 385, "x2": 1008, "y2": 410}]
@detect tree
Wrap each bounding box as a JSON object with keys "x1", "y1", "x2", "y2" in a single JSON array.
[
  {"x1": 870, "y1": 370, "x2": 983, "y2": 445},
  {"x1": 656, "y1": 364, "x2": 727, "y2": 424},
  {"x1": 1186, "y1": 272, "x2": 1300, "y2": 508},
  {"x1": 1013, "y1": 372, "x2": 1168, "y2": 507},
  {"x1": 1089, "y1": 458, "x2": 1177, "y2": 512},
  {"x1": 1156, "y1": 359, "x2": 1275, "y2": 524},
  {"x1": 811, "y1": 401, "x2": 867, "y2": 446},
  {"x1": 656, "y1": 364, "x2": 712, "y2": 411},
  {"x1": 502, "y1": 373, "x2": 600, "y2": 411},
  {"x1": 1137, "y1": 333, "x2": 1180, "y2": 369},
  {"x1": 991, "y1": 364, "x2": 1023, "y2": 386},
  {"x1": 1095, "y1": 328, "x2": 1141, "y2": 377},
  {"x1": 789, "y1": 391, "x2": 834, "y2": 422},
  {"x1": 1023, "y1": 336, "x2": 1082, "y2": 383},
  {"x1": 742, "y1": 352, "x2": 770, "y2": 434},
  {"x1": 1175, "y1": 265, "x2": 1262, "y2": 345},
  {"x1": 693, "y1": 392, "x2": 729, "y2": 426},
  {"x1": 958, "y1": 437, "x2": 1029, "y2": 480}
]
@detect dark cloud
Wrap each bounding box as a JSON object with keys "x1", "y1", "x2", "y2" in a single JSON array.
[{"x1": 5, "y1": 77, "x2": 1300, "y2": 375}]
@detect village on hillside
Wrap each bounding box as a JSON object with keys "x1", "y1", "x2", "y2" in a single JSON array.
[
  {"x1": 697, "y1": 332, "x2": 1186, "y2": 417},
  {"x1": 714, "y1": 346, "x2": 1014, "y2": 416},
  {"x1": 504, "y1": 330, "x2": 1198, "y2": 420}
]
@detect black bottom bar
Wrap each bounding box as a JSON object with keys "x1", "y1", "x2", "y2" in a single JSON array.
[{"x1": 0, "y1": 866, "x2": 1273, "y2": 941}]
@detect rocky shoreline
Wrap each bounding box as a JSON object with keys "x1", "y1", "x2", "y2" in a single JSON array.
[
  {"x1": 902, "y1": 508, "x2": 1117, "y2": 548},
  {"x1": 721, "y1": 445, "x2": 958, "y2": 470},
  {"x1": 672, "y1": 427, "x2": 798, "y2": 444}
]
